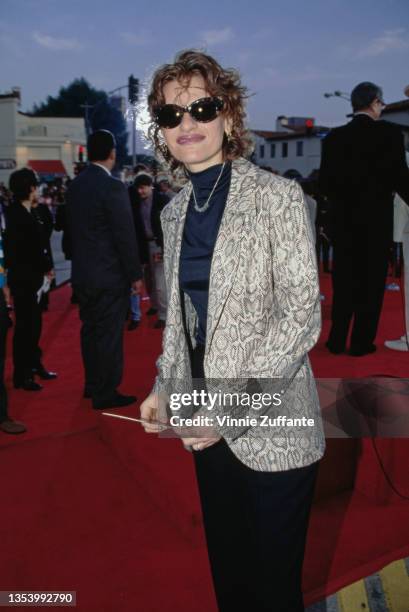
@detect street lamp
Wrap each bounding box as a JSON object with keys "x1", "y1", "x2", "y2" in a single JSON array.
[{"x1": 323, "y1": 90, "x2": 351, "y2": 101}]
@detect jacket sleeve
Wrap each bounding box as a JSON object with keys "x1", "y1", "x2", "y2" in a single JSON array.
[
  {"x1": 250, "y1": 180, "x2": 321, "y2": 377},
  {"x1": 200, "y1": 180, "x2": 322, "y2": 441},
  {"x1": 104, "y1": 180, "x2": 143, "y2": 282}
]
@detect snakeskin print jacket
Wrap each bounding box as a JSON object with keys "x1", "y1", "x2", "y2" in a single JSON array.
[{"x1": 152, "y1": 157, "x2": 325, "y2": 472}]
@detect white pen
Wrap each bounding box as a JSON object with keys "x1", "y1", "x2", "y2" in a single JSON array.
[{"x1": 102, "y1": 412, "x2": 169, "y2": 429}]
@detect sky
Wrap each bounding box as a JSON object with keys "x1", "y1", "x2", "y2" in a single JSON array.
[{"x1": 1, "y1": 0, "x2": 409, "y2": 145}]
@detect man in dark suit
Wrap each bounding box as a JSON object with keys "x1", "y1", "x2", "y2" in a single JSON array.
[
  {"x1": 128, "y1": 174, "x2": 169, "y2": 329},
  {"x1": 66, "y1": 130, "x2": 143, "y2": 409},
  {"x1": 319, "y1": 82, "x2": 409, "y2": 356}
]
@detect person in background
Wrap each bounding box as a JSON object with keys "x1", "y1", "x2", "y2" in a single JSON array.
[
  {"x1": 31, "y1": 197, "x2": 55, "y2": 311},
  {"x1": 385, "y1": 188, "x2": 409, "y2": 351},
  {"x1": 0, "y1": 228, "x2": 26, "y2": 434},
  {"x1": 300, "y1": 180, "x2": 317, "y2": 243},
  {"x1": 66, "y1": 130, "x2": 143, "y2": 409},
  {"x1": 315, "y1": 193, "x2": 332, "y2": 273},
  {"x1": 156, "y1": 177, "x2": 177, "y2": 199},
  {"x1": 128, "y1": 173, "x2": 169, "y2": 329},
  {"x1": 5, "y1": 168, "x2": 57, "y2": 391},
  {"x1": 55, "y1": 192, "x2": 77, "y2": 303},
  {"x1": 319, "y1": 81, "x2": 409, "y2": 356}
]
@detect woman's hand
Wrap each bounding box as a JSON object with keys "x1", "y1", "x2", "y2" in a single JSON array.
[
  {"x1": 140, "y1": 392, "x2": 168, "y2": 433},
  {"x1": 182, "y1": 435, "x2": 221, "y2": 452}
]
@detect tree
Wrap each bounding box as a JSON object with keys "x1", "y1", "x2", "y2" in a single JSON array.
[
  {"x1": 32, "y1": 78, "x2": 129, "y2": 169},
  {"x1": 90, "y1": 101, "x2": 128, "y2": 170},
  {"x1": 31, "y1": 78, "x2": 107, "y2": 117}
]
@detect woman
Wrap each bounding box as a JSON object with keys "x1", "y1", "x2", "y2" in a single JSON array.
[
  {"x1": 6, "y1": 168, "x2": 56, "y2": 391},
  {"x1": 140, "y1": 50, "x2": 325, "y2": 612}
]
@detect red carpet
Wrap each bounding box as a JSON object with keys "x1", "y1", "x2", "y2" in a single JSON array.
[{"x1": 1, "y1": 274, "x2": 408, "y2": 611}]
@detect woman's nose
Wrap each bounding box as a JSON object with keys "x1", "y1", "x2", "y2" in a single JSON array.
[{"x1": 179, "y1": 110, "x2": 197, "y2": 131}]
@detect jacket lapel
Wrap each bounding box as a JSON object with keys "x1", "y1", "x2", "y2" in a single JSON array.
[
  {"x1": 161, "y1": 184, "x2": 191, "y2": 329},
  {"x1": 205, "y1": 158, "x2": 254, "y2": 359}
]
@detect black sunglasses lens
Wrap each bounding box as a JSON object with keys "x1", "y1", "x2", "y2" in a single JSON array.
[
  {"x1": 156, "y1": 105, "x2": 183, "y2": 128},
  {"x1": 155, "y1": 98, "x2": 223, "y2": 127},
  {"x1": 190, "y1": 98, "x2": 220, "y2": 122}
]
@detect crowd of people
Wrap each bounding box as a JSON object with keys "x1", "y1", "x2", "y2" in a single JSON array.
[
  {"x1": 0, "y1": 82, "x2": 407, "y2": 424},
  {"x1": 0, "y1": 152, "x2": 182, "y2": 432}
]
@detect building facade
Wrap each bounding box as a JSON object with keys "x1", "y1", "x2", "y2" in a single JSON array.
[
  {"x1": 252, "y1": 102, "x2": 409, "y2": 178},
  {"x1": 252, "y1": 116, "x2": 329, "y2": 178},
  {"x1": 0, "y1": 90, "x2": 86, "y2": 184}
]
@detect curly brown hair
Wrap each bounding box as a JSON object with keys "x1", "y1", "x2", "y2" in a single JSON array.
[{"x1": 147, "y1": 49, "x2": 253, "y2": 172}]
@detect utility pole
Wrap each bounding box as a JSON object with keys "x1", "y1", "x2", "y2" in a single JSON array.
[
  {"x1": 80, "y1": 101, "x2": 94, "y2": 137},
  {"x1": 128, "y1": 75, "x2": 139, "y2": 168}
]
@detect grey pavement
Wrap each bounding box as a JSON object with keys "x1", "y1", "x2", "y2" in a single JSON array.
[{"x1": 51, "y1": 230, "x2": 71, "y2": 287}]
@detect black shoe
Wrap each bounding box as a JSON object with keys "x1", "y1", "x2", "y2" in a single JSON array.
[
  {"x1": 32, "y1": 366, "x2": 57, "y2": 380},
  {"x1": 14, "y1": 378, "x2": 43, "y2": 391},
  {"x1": 93, "y1": 393, "x2": 137, "y2": 410},
  {"x1": 325, "y1": 341, "x2": 345, "y2": 355},
  {"x1": 0, "y1": 419, "x2": 27, "y2": 434},
  {"x1": 127, "y1": 320, "x2": 140, "y2": 331},
  {"x1": 348, "y1": 344, "x2": 377, "y2": 357},
  {"x1": 146, "y1": 307, "x2": 157, "y2": 316},
  {"x1": 154, "y1": 319, "x2": 166, "y2": 329}
]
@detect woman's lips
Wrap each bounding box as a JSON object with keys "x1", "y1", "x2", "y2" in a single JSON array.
[{"x1": 176, "y1": 134, "x2": 205, "y2": 145}]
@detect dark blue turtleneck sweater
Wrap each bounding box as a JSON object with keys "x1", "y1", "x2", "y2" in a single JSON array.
[{"x1": 179, "y1": 161, "x2": 232, "y2": 346}]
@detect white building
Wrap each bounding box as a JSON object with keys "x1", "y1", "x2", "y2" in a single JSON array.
[
  {"x1": 382, "y1": 99, "x2": 409, "y2": 130},
  {"x1": 252, "y1": 116, "x2": 329, "y2": 179},
  {"x1": 253, "y1": 101, "x2": 409, "y2": 178},
  {"x1": 0, "y1": 90, "x2": 86, "y2": 184}
]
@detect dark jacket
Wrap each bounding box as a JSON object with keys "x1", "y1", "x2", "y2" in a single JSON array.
[
  {"x1": 4, "y1": 201, "x2": 52, "y2": 293},
  {"x1": 55, "y1": 204, "x2": 72, "y2": 260},
  {"x1": 66, "y1": 164, "x2": 142, "y2": 289},
  {"x1": 319, "y1": 114, "x2": 409, "y2": 244},
  {"x1": 31, "y1": 204, "x2": 54, "y2": 268},
  {"x1": 128, "y1": 186, "x2": 169, "y2": 265}
]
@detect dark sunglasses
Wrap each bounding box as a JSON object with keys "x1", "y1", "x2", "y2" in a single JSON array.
[{"x1": 154, "y1": 96, "x2": 224, "y2": 129}]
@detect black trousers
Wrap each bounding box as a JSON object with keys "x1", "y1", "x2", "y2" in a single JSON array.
[
  {"x1": 11, "y1": 288, "x2": 42, "y2": 384},
  {"x1": 74, "y1": 286, "x2": 129, "y2": 403},
  {"x1": 328, "y1": 237, "x2": 389, "y2": 351},
  {"x1": 190, "y1": 345, "x2": 319, "y2": 612},
  {"x1": 0, "y1": 292, "x2": 9, "y2": 422}
]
